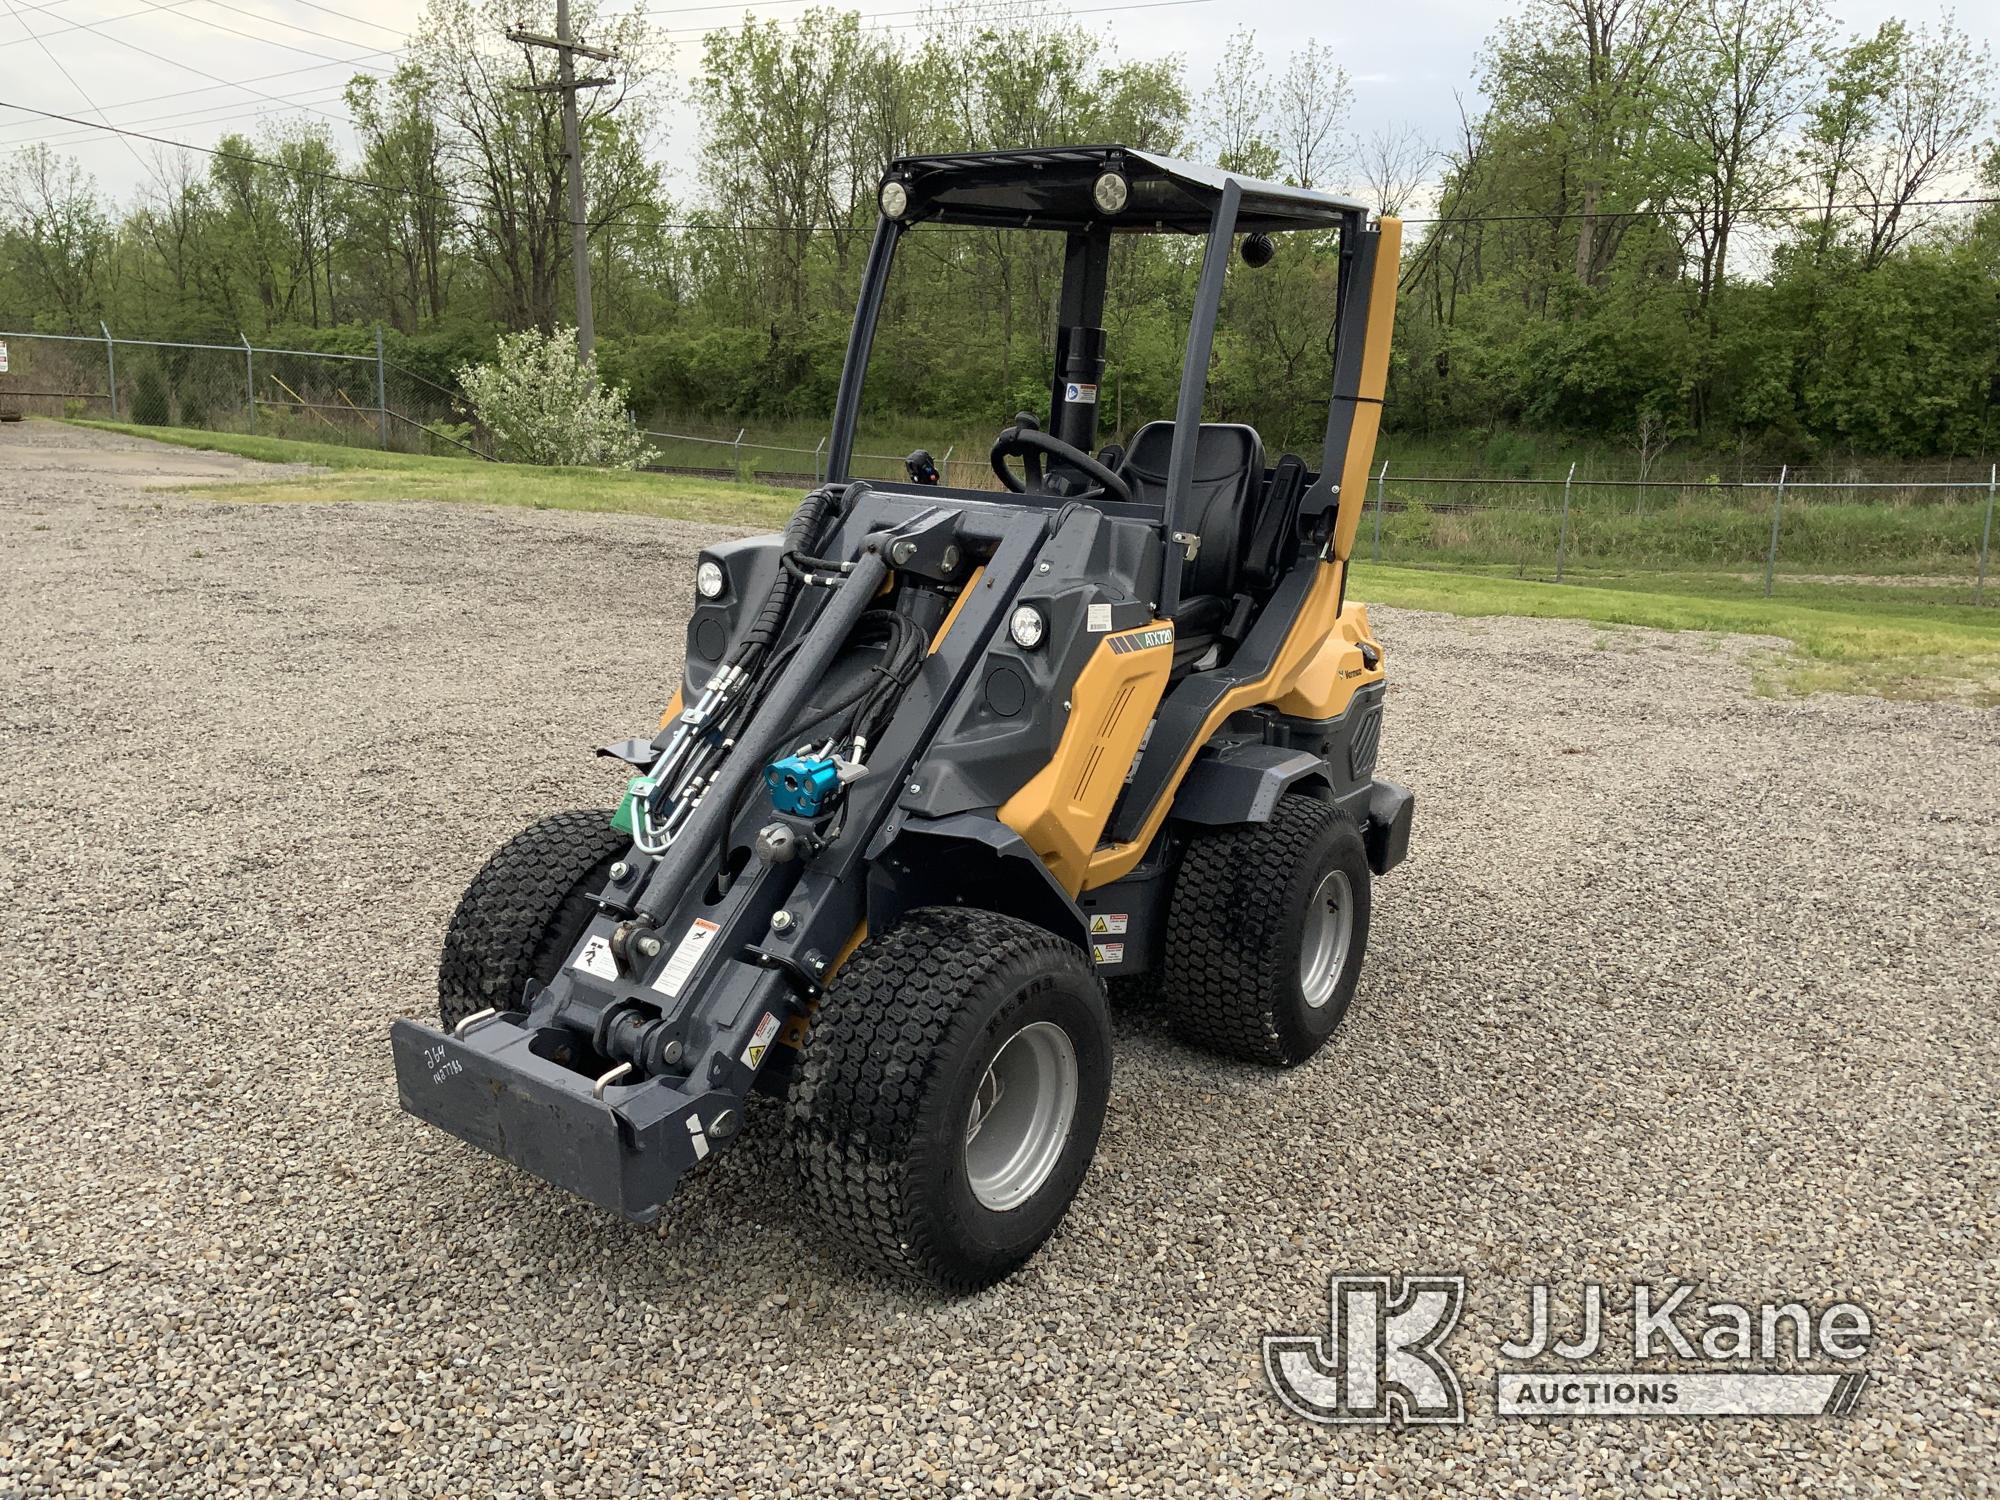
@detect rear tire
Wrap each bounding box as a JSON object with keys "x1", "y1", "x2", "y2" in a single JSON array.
[
  {"x1": 1163, "y1": 796, "x2": 1371, "y2": 1066},
  {"x1": 786, "y1": 907, "x2": 1112, "y2": 1293},
  {"x1": 437, "y1": 809, "x2": 627, "y2": 1028}
]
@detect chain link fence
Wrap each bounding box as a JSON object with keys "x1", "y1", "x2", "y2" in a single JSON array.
[
  {"x1": 1355, "y1": 462, "x2": 1999, "y2": 599},
  {"x1": 632, "y1": 432, "x2": 1998, "y2": 598},
  {"x1": 635, "y1": 426, "x2": 973, "y2": 490},
  {"x1": 0, "y1": 328, "x2": 487, "y2": 459},
  {"x1": 4, "y1": 330, "x2": 1994, "y2": 599}
]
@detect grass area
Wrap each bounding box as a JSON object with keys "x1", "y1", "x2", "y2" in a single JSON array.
[
  {"x1": 1358, "y1": 564, "x2": 2000, "y2": 705},
  {"x1": 1365, "y1": 489, "x2": 1992, "y2": 576},
  {"x1": 62, "y1": 419, "x2": 2000, "y2": 704},
  {"x1": 66, "y1": 419, "x2": 797, "y2": 530}
]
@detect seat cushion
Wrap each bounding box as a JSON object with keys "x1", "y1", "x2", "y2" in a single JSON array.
[{"x1": 1114, "y1": 422, "x2": 1266, "y2": 600}]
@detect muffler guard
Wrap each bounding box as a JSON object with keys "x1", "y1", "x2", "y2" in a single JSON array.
[{"x1": 391, "y1": 1016, "x2": 717, "y2": 1222}]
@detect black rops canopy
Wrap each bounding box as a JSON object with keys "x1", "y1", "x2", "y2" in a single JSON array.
[{"x1": 881, "y1": 145, "x2": 1370, "y2": 235}]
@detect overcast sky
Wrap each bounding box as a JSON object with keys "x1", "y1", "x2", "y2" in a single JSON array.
[{"x1": 0, "y1": 0, "x2": 1990, "y2": 206}]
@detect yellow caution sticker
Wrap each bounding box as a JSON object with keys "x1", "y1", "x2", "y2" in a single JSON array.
[{"x1": 740, "y1": 1010, "x2": 781, "y2": 1070}]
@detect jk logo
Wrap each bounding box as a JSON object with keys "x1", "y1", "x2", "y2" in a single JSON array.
[{"x1": 1264, "y1": 1274, "x2": 1467, "y2": 1426}]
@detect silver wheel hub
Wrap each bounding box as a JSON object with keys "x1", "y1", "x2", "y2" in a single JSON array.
[
  {"x1": 1299, "y1": 869, "x2": 1353, "y2": 1009},
  {"x1": 964, "y1": 1021, "x2": 1078, "y2": 1212}
]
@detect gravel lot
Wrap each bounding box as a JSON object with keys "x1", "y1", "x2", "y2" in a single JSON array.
[{"x1": 3, "y1": 420, "x2": 1996, "y2": 1497}]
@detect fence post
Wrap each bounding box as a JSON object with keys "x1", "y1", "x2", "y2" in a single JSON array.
[
  {"x1": 373, "y1": 324, "x2": 388, "y2": 450},
  {"x1": 1978, "y1": 463, "x2": 1996, "y2": 605},
  {"x1": 733, "y1": 427, "x2": 745, "y2": 476},
  {"x1": 100, "y1": 321, "x2": 117, "y2": 419},
  {"x1": 813, "y1": 435, "x2": 826, "y2": 484},
  {"x1": 1555, "y1": 461, "x2": 1576, "y2": 582},
  {"x1": 241, "y1": 334, "x2": 255, "y2": 432},
  {"x1": 1763, "y1": 464, "x2": 1787, "y2": 597},
  {"x1": 1371, "y1": 460, "x2": 1387, "y2": 562}
]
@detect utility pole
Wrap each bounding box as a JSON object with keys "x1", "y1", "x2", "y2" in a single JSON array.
[{"x1": 508, "y1": 1, "x2": 614, "y2": 360}]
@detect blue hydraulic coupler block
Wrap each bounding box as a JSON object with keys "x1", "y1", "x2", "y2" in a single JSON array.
[{"x1": 766, "y1": 754, "x2": 841, "y2": 817}]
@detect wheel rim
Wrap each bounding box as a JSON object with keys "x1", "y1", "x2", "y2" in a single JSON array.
[
  {"x1": 963, "y1": 1021, "x2": 1079, "y2": 1212},
  {"x1": 1299, "y1": 869, "x2": 1353, "y2": 1009}
]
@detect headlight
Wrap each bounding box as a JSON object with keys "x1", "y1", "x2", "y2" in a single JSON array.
[
  {"x1": 1092, "y1": 171, "x2": 1129, "y2": 215},
  {"x1": 879, "y1": 180, "x2": 909, "y2": 219},
  {"x1": 696, "y1": 560, "x2": 725, "y2": 599},
  {"x1": 1009, "y1": 604, "x2": 1046, "y2": 649}
]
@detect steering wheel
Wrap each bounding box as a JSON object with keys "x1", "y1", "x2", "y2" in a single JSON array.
[{"x1": 990, "y1": 422, "x2": 1134, "y2": 505}]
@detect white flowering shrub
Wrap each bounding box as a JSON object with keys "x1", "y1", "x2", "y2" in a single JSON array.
[{"x1": 457, "y1": 327, "x2": 654, "y2": 469}]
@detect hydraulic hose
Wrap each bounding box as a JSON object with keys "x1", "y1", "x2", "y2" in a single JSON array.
[
  {"x1": 633, "y1": 541, "x2": 892, "y2": 925},
  {"x1": 733, "y1": 485, "x2": 840, "y2": 670}
]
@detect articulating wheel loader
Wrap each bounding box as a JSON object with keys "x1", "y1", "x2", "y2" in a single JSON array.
[{"x1": 391, "y1": 146, "x2": 1415, "y2": 1293}]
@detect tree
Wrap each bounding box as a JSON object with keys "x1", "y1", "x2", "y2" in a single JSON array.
[
  {"x1": 1844, "y1": 14, "x2": 1996, "y2": 268},
  {"x1": 1487, "y1": 0, "x2": 1689, "y2": 288},
  {"x1": 1273, "y1": 39, "x2": 1351, "y2": 189},
  {"x1": 1800, "y1": 21, "x2": 1903, "y2": 260},
  {"x1": 124, "y1": 149, "x2": 232, "y2": 335},
  {"x1": 0, "y1": 146, "x2": 115, "y2": 329},
  {"x1": 412, "y1": 0, "x2": 658, "y2": 332},
  {"x1": 1351, "y1": 123, "x2": 1436, "y2": 217},
  {"x1": 1660, "y1": 0, "x2": 1825, "y2": 307},
  {"x1": 346, "y1": 65, "x2": 458, "y2": 331},
  {"x1": 1200, "y1": 28, "x2": 1278, "y2": 177}
]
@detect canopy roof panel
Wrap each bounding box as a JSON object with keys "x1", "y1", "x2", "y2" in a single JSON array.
[{"x1": 882, "y1": 145, "x2": 1369, "y2": 234}]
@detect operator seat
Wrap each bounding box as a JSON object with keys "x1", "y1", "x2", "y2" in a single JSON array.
[{"x1": 1113, "y1": 421, "x2": 1265, "y2": 672}]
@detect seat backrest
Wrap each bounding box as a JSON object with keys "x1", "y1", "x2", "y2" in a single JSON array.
[{"x1": 1114, "y1": 421, "x2": 1265, "y2": 599}]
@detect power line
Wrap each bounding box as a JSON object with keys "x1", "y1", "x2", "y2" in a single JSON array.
[
  {"x1": 1401, "y1": 195, "x2": 2000, "y2": 227},
  {"x1": 7, "y1": 95, "x2": 1996, "y2": 242},
  {"x1": 0, "y1": 0, "x2": 1210, "y2": 147},
  {"x1": 0, "y1": 0, "x2": 203, "y2": 49},
  {"x1": 257, "y1": 0, "x2": 407, "y2": 39},
  {"x1": 33, "y1": 0, "x2": 361, "y2": 127},
  {"x1": 113, "y1": 0, "x2": 388, "y2": 80},
  {"x1": 1, "y1": 98, "x2": 501, "y2": 209},
  {"x1": 0, "y1": 50, "x2": 407, "y2": 149},
  {"x1": 658, "y1": 0, "x2": 1216, "y2": 34},
  {"x1": 22, "y1": 87, "x2": 354, "y2": 151},
  {"x1": 1, "y1": 0, "x2": 153, "y2": 171},
  {"x1": 178, "y1": 0, "x2": 403, "y2": 59}
]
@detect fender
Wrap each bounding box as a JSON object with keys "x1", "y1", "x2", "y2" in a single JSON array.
[
  {"x1": 868, "y1": 812, "x2": 1090, "y2": 951},
  {"x1": 1169, "y1": 741, "x2": 1330, "y2": 827}
]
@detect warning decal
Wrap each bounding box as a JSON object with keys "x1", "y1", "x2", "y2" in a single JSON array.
[
  {"x1": 1064, "y1": 381, "x2": 1098, "y2": 405},
  {"x1": 573, "y1": 933, "x2": 619, "y2": 981},
  {"x1": 1088, "y1": 913, "x2": 1128, "y2": 936},
  {"x1": 654, "y1": 917, "x2": 721, "y2": 998},
  {"x1": 1091, "y1": 941, "x2": 1125, "y2": 965},
  {"x1": 740, "y1": 1010, "x2": 781, "y2": 1070}
]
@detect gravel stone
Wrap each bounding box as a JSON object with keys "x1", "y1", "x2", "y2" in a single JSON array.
[{"x1": 2, "y1": 421, "x2": 1995, "y2": 1497}]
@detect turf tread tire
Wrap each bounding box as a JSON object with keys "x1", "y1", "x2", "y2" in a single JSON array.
[
  {"x1": 437, "y1": 809, "x2": 627, "y2": 1028},
  {"x1": 787, "y1": 907, "x2": 1110, "y2": 1293},
  {"x1": 1163, "y1": 795, "x2": 1370, "y2": 1067}
]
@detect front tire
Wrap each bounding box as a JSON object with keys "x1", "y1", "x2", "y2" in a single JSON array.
[
  {"x1": 786, "y1": 908, "x2": 1112, "y2": 1292},
  {"x1": 437, "y1": 809, "x2": 627, "y2": 1028},
  {"x1": 1163, "y1": 796, "x2": 1372, "y2": 1066}
]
